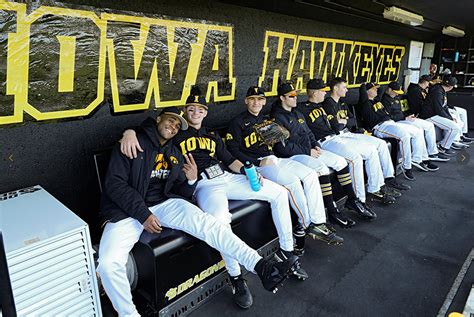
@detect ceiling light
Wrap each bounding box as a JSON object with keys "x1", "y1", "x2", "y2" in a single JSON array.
[
  {"x1": 383, "y1": 6, "x2": 424, "y2": 26},
  {"x1": 442, "y1": 26, "x2": 465, "y2": 37}
]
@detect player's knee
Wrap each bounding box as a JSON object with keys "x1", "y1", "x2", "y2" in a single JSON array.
[
  {"x1": 98, "y1": 255, "x2": 122, "y2": 277},
  {"x1": 206, "y1": 208, "x2": 232, "y2": 224}
]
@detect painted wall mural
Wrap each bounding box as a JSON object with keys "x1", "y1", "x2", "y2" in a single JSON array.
[{"x1": 0, "y1": 2, "x2": 405, "y2": 125}]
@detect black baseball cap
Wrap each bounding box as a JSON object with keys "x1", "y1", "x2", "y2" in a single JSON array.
[
  {"x1": 442, "y1": 76, "x2": 458, "y2": 88},
  {"x1": 365, "y1": 82, "x2": 380, "y2": 90},
  {"x1": 246, "y1": 86, "x2": 266, "y2": 98},
  {"x1": 185, "y1": 92, "x2": 208, "y2": 109},
  {"x1": 388, "y1": 81, "x2": 404, "y2": 94},
  {"x1": 307, "y1": 78, "x2": 330, "y2": 91},
  {"x1": 278, "y1": 82, "x2": 300, "y2": 96},
  {"x1": 419, "y1": 75, "x2": 432, "y2": 83},
  {"x1": 160, "y1": 106, "x2": 188, "y2": 130}
]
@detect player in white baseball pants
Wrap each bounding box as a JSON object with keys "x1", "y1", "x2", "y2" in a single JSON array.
[
  {"x1": 194, "y1": 171, "x2": 293, "y2": 277},
  {"x1": 99, "y1": 199, "x2": 265, "y2": 316}
]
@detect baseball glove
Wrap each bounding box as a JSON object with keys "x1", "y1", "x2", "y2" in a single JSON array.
[{"x1": 253, "y1": 120, "x2": 290, "y2": 147}]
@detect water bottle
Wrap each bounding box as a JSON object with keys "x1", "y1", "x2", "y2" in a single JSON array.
[{"x1": 244, "y1": 161, "x2": 261, "y2": 191}]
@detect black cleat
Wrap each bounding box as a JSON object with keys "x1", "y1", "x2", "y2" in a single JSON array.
[
  {"x1": 368, "y1": 190, "x2": 396, "y2": 205},
  {"x1": 412, "y1": 161, "x2": 428, "y2": 172},
  {"x1": 345, "y1": 198, "x2": 377, "y2": 220},
  {"x1": 229, "y1": 275, "x2": 253, "y2": 309},
  {"x1": 381, "y1": 185, "x2": 402, "y2": 198},
  {"x1": 428, "y1": 154, "x2": 450, "y2": 162},
  {"x1": 421, "y1": 161, "x2": 439, "y2": 172},
  {"x1": 255, "y1": 256, "x2": 298, "y2": 293},
  {"x1": 452, "y1": 142, "x2": 469, "y2": 150},
  {"x1": 402, "y1": 168, "x2": 416, "y2": 181},
  {"x1": 438, "y1": 145, "x2": 457, "y2": 156},
  {"x1": 274, "y1": 249, "x2": 308, "y2": 281},
  {"x1": 306, "y1": 223, "x2": 344, "y2": 245},
  {"x1": 328, "y1": 207, "x2": 356, "y2": 228},
  {"x1": 385, "y1": 178, "x2": 411, "y2": 190},
  {"x1": 461, "y1": 134, "x2": 474, "y2": 142}
]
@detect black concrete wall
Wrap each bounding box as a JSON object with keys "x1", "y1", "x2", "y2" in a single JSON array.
[{"x1": 0, "y1": 0, "x2": 410, "y2": 241}]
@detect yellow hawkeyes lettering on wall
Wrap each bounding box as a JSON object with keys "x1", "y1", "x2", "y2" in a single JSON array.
[{"x1": 179, "y1": 137, "x2": 216, "y2": 157}]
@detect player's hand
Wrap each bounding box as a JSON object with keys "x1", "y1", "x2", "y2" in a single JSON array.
[
  {"x1": 143, "y1": 214, "x2": 162, "y2": 234},
  {"x1": 183, "y1": 154, "x2": 198, "y2": 181},
  {"x1": 120, "y1": 130, "x2": 143, "y2": 159},
  {"x1": 338, "y1": 118, "x2": 348, "y2": 125},
  {"x1": 311, "y1": 147, "x2": 322, "y2": 158},
  {"x1": 406, "y1": 114, "x2": 416, "y2": 121},
  {"x1": 258, "y1": 173, "x2": 265, "y2": 186}
]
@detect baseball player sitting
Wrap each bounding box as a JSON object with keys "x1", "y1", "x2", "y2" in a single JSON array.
[
  {"x1": 419, "y1": 76, "x2": 463, "y2": 156},
  {"x1": 98, "y1": 107, "x2": 298, "y2": 316},
  {"x1": 225, "y1": 86, "x2": 348, "y2": 251},
  {"x1": 297, "y1": 77, "x2": 404, "y2": 207},
  {"x1": 120, "y1": 88, "x2": 303, "y2": 310},
  {"x1": 358, "y1": 82, "x2": 428, "y2": 181},
  {"x1": 381, "y1": 81, "x2": 440, "y2": 172},
  {"x1": 270, "y1": 82, "x2": 377, "y2": 221},
  {"x1": 406, "y1": 75, "x2": 450, "y2": 162},
  {"x1": 301, "y1": 77, "x2": 406, "y2": 207},
  {"x1": 447, "y1": 104, "x2": 472, "y2": 149}
]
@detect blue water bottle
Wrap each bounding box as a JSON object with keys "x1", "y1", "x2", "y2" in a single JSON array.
[{"x1": 244, "y1": 161, "x2": 261, "y2": 191}]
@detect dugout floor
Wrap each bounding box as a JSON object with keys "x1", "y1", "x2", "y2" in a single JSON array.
[{"x1": 193, "y1": 146, "x2": 474, "y2": 317}]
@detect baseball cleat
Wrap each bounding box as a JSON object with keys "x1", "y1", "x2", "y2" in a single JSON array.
[
  {"x1": 402, "y1": 168, "x2": 416, "y2": 181},
  {"x1": 255, "y1": 255, "x2": 298, "y2": 292},
  {"x1": 428, "y1": 154, "x2": 450, "y2": 162},
  {"x1": 381, "y1": 185, "x2": 402, "y2": 198},
  {"x1": 385, "y1": 178, "x2": 411, "y2": 190},
  {"x1": 412, "y1": 161, "x2": 429, "y2": 172},
  {"x1": 368, "y1": 190, "x2": 396, "y2": 205},
  {"x1": 345, "y1": 198, "x2": 377, "y2": 220},
  {"x1": 438, "y1": 145, "x2": 457, "y2": 156},
  {"x1": 306, "y1": 223, "x2": 344, "y2": 245},
  {"x1": 273, "y1": 248, "x2": 308, "y2": 281},
  {"x1": 229, "y1": 274, "x2": 253, "y2": 309},
  {"x1": 328, "y1": 207, "x2": 356, "y2": 228},
  {"x1": 292, "y1": 266, "x2": 309, "y2": 281}
]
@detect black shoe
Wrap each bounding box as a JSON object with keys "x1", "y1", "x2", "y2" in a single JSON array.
[
  {"x1": 438, "y1": 145, "x2": 457, "y2": 156},
  {"x1": 385, "y1": 178, "x2": 411, "y2": 190},
  {"x1": 381, "y1": 185, "x2": 402, "y2": 198},
  {"x1": 422, "y1": 161, "x2": 439, "y2": 172},
  {"x1": 460, "y1": 138, "x2": 473, "y2": 145},
  {"x1": 452, "y1": 142, "x2": 469, "y2": 150},
  {"x1": 402, "y1": 168, "x2": 416, "y2": 181},
  {"x1": 428, "y1": 154, "x2": 450, "y2": 162},
  {"x1": 274, "y1": 249, "x2": 309, "y2": 281},
  {"x1": 229, "y1": 275, "x2": 253, "y2": 309},
  {"x1": 368, "y1": 190, "x2": 396, "y2": 205},
  {"x1": 462, "y1": 134, "x2": 474, "y2": 141},
  {"x1": 327, "y1": 207, "x2": 356, "y2": 228},
  {"x1": 255, "y1": 256, "x2": 298, "y2": 293},
  {"x1": 412, "y1": 161, "x2": 428, "y2": 172},
  {"x1": 345, "y1": 198, "x2": 377, "y2": 220},
  {"x1": 306, "y1": 223, "x2": 344, "y2": 245}
]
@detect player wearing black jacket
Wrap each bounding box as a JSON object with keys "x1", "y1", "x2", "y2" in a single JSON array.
[{"x1": 419, "y1": 77, "x2": 462, "y2": 155}]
